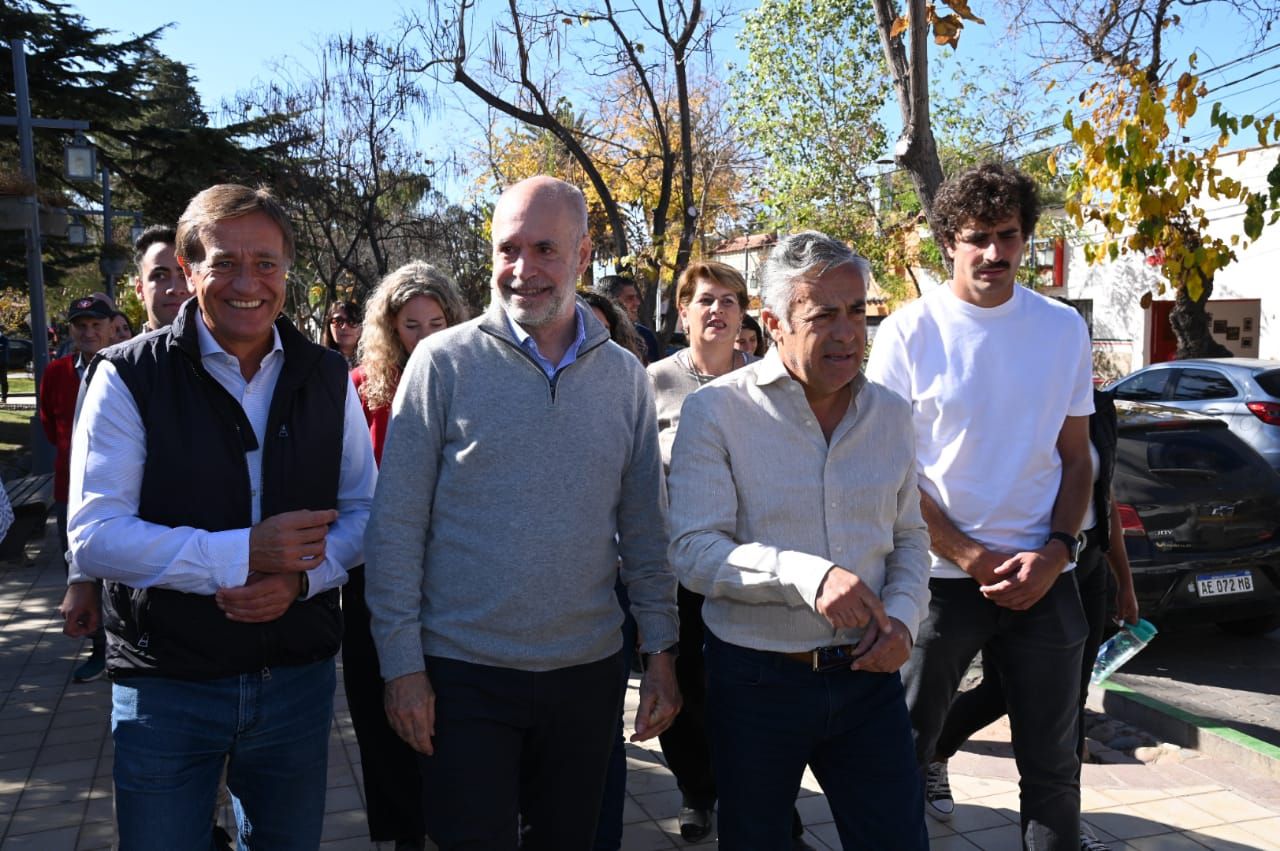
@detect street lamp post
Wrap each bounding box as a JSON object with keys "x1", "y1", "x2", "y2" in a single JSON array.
[{"x1": 8, "y1": 37, "x2": 58, "y2": 473}]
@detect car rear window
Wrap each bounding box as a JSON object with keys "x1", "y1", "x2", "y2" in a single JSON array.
[
  {"x1": 1256, "y1": 369, "x2": 1280, "y2": 397},
  {"x1": 1170, "y1": 368, "x2": 1237, "y2": 400},
  {"x1": 1113, "y1": 370, "x2": 1170, "y2": 401},
  {"x1": 1140, "y1": 428, "x2": 1257, "y2": 475}
]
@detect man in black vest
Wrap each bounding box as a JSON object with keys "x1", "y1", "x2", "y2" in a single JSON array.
[{"x1": 68, "y1": 184, "x2": 376, "y2": 850}]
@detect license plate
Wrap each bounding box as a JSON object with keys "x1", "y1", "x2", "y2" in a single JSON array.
[{"x1": 1195, "y1": 571, "x2": 1254, "y2": 598}]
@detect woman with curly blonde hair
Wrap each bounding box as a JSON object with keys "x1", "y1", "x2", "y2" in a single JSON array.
[
  {"x1": 344, "y1": 260, "x2": 469, "y2": 850},
  {"x1": 352, "y1": 261, "x2": 469, "y2": 463}
]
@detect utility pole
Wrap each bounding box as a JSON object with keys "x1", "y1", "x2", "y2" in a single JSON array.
[{"x1": 10, "y1": 38, "x2": 55, "y2": 473}]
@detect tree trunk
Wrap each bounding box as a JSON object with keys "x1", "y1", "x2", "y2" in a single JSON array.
[
  {"x1": 870, "y1": 0, "x2": 951, "y2": 276},
  {"x1": 1171, "y1": 278, "x2": 1233, "y2": 359}
]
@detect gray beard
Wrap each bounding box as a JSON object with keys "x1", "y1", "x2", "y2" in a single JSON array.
[{"x1": 500, "y1": 289, "x2": 567, "y2": 329}]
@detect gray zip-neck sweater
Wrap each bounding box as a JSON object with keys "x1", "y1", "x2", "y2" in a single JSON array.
[{"x1": 365, "y1": 303, "x2": 677, "y2": 677}]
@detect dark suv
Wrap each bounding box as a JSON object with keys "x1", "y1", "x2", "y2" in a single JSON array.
[
  {"x1": 4, "y1": 338, "x2": 32, "y2": 370},
  {"x1": 1113, "y1": 399, "x2": 1280, "y2": 635}
]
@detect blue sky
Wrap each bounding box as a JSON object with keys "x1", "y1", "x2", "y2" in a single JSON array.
[{"x1": 84, "y1": 0, "x2": 1280, "y2": 199}]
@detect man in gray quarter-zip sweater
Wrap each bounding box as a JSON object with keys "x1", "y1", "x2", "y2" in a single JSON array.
[{"x1": 365, "y1": 176, "x2": 680, "y2": 851}]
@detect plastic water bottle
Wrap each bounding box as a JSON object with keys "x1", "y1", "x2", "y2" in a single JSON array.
[{"x1": 1090, "y1": 618, "x2": 1158, "y2": 685}]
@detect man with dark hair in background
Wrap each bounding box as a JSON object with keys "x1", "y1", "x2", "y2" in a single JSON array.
[
  {"x1": 132, "y1": 224, "x2": 189, "y2": 331},
  {"x1": 597, "y1": 274, "x2": 662, "y2": 364}
]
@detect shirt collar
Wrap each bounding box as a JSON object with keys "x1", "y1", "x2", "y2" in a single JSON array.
[
  {"x1": 504, "y1": 302, "x2": 587, "y2": 357},
  {"x1": 754, "y1": 346, "x2": 792, "y2": 386},
  {"x1": 194, "y1": 310, "x2": 283, "y2": 362},
  {"x1": 753, "y1": 345, "x2": 867, "y2": 399}
]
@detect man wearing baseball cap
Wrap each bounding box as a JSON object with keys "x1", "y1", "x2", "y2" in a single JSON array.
[{"x1": 45, "y1": 295, "x2": 114, "y2": 681}]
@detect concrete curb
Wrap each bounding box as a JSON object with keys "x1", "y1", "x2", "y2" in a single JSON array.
[{"x1": 1088, "y1": 680, "x2": 1280, "y2": 782}]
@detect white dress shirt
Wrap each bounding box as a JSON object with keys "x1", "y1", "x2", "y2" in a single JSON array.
[
  {"x1": 667, "y1": 349, "x2": 932, "y2": 650},
  {"x1": 67, "y1": 315, "x2": 375, "y2": 597}
]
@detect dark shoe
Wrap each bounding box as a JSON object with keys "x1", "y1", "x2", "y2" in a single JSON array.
[
  {"x1": 924, "y1": 760, "x2": 954, "y2": 821},
  {"x1": 73, "y1": 648, "x2": 106, "y2": 683},
  {"x1": 678, "y1": 806, "x2": 712, "y2": 842}
]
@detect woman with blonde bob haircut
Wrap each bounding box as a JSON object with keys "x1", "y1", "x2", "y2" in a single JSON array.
[{"x1": 344, "y1": 260, "x2": 468, "y2": 850}]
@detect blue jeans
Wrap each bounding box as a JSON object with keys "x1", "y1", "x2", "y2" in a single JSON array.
[
  {"x1": 111, "y1": 658, "x2": 336, "y2": 851},
  {"x1": 705, "y1": 631, "x2": 928, "y2": 851},
  {"x1": 903, "y1": 575, "x2": 1087, "y2": 850}
]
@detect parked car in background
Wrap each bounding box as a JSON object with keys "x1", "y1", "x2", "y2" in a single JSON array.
[
  {"x1": 1105, "y1": 358, "x2": 1280, "y2": 470},
  {"x1": 4, "y1": 338, "x2": 32, "y2": 371},
  {"x1": 1112, "y1": 399, "x2": 1280, "y2": 636}
]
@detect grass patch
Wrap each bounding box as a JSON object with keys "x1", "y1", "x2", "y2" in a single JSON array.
[
  {"x1": 5, "y1": 374, "x2": 34, "y2": 396},
  {"x1": 0, "y1": 409, "x2": 33, "y2": 477}
]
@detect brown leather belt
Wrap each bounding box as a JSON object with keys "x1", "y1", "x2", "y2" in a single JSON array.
[{"x1": 778, "y1": 645, "x2": 860, "y2": 672}]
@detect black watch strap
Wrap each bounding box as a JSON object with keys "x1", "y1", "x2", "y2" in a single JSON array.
[{"x1": 1046, "y1": 531, "x2": 1081, "y2": 561}]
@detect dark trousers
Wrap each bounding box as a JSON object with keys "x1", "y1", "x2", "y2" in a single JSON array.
[
  {"x1": 420, "y1": 652, "x2": 625, "y2": 851},
  {"x1": 933, "y1": 550, "x2": 1110, "y2": 765},
  {"x1": 340, "y1": 566, "x2": 425, "y2": 843},
  {"x1": 705, "y1": 631, "x2": 927, "y2": 851},
  {"x1": 656, "y1": 584, "x2": 716, "y2": 809},
  {"x1": 904, "y1": 574, "x2": 1087, "y2": 850},
  {"x1": 593, "y1": 582, "x2": 638, "y2": 851}
]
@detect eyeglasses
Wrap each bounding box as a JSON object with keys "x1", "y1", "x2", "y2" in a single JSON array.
[{"x1": 330, "y1": 317, "x2": 359, "y2": 328}]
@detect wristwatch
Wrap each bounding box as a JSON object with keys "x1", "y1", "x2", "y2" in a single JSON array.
[
  {"x1": 1045, "y1": 531, "x2": 1083, "y2": 562},
  {"x1": 642, "y1": 646, "x2": 677, "y2": 670}
]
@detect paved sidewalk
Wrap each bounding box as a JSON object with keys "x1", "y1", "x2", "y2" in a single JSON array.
[{"x1": 2, "y1": 525, "x2": 1279, "y2": 850}]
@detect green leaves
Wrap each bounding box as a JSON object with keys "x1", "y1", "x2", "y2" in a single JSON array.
[{"x1": 1066, "y1": 54, "x2": 1280, "y2": 306}]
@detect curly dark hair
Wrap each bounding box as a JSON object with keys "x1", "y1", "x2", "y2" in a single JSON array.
[{"x1": 932, "y1": 161, "x2": 1040, "y2": 247}]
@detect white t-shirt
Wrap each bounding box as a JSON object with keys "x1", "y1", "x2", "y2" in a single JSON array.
[{"x1": 866, "y1": 284, "x2": 1094, "y2": 578}]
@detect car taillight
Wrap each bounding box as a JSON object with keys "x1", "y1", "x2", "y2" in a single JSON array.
[
  {"x1": 1246, "y1": 401, "x2": 1280, "y2": 425},
  {"x1": 1116, "y1": 503, "x2": 1147, "y2": 537}
]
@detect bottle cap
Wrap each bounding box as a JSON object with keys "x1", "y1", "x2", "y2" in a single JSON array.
[{"x1": 1128, "y1": 618, "x2": 1158, "y2": 643}]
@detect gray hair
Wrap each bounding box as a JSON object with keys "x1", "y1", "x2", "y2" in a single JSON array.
[{"x1": 759, "y1": 231, "x2": 871, "y2": 328}]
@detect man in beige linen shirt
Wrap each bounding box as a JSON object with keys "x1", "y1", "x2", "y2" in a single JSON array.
[{"x1": 667, "y1": 230, "x2": 930, "y2": 850}]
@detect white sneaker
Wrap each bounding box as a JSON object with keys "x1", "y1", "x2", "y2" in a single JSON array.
[
  {"x1": 1080, "y1": 826, "x2": 1110, "y2": 850},
  {"x1": 925, "y1": 761, "x2": 955, "y2": 821}
]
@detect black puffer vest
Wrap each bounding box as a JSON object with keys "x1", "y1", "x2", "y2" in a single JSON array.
[{"x1": 91, "y1": 300, "x2": 346, "y2": 680}]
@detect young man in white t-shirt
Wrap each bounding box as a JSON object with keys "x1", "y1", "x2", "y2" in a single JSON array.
[{"x1": 866, "y1": 162, "x2": 1094, "y2": 850}]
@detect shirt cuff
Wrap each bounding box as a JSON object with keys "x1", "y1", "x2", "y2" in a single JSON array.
[
  {"x1": 377, "y1": 631, "x2": 427, "y2": 681},
  {"x1": 633, "y1": 611, "x2": 678, "y2": 656},
  {"x1": 207, "y1": 529, "x2": 251, "y2": 589},
  {"x1": 884, "y1": 594, "x2": 924, "y2": 644},
  {"x1": 775, "y1": 552, "x2": 840, "y2": 610},
  {"x1": 301, "y1": 558, "x2": 347, "y2": 598}
]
